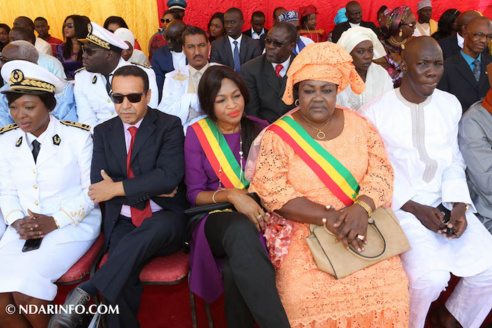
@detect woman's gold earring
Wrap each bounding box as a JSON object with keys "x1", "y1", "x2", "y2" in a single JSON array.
[
  {"x1": 295, "y1": 99, "x2": 300, "y2": 107},
  {"x1": 399, "y1": 29, "x2": 403, "y2": 37}
]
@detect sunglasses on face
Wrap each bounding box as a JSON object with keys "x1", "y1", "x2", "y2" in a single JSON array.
[
  {"x1": 111, "y1": 92, "x2": 146, "y2": 104},
  {"x1": 160, "y1": 18, "x2": 173, "y2": 24},
  {"x1": 81, "y1": 45, "x2": 106, "y2": 56},
  {"x1": 265, "y1": 38, "x2": 292, "y2": 48},
  {"x1": 63, "y1": 23, "x2": 74, "y2": 28}
]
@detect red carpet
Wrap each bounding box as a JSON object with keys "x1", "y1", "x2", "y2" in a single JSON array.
[{"x1": 55, "y1": 276, "x2": 491, "y2": 327}]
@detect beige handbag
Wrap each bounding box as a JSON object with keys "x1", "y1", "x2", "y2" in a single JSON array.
[{"x1": 306, "y1": 207, "x2": 411, "y2": 279}]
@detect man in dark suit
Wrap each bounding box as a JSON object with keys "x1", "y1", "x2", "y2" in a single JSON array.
[
  {"x1": 438, "y1": 10, "x2": 482, "y2": 60},
  {"x1": 242, "y1": 22, "x2": 297, "y2": 123},
  {"x1": 210, "y1": 7, "x2": 261, "y2": 73},
  {"x1": 437, "y1": 17, "x2": 492, "y2": 113},
  {"x1": 151, "y1": 20, "x2": 187, "y2": 100},
  {"x1": 243, "y1": 11, "x2": 268, "y2": 51},
  {"x1": 50, "y1": 66, "x2": 187, "y2": 328},
  {"x1": 331, "y1": 1, "x2": 380, "y2": 43}
]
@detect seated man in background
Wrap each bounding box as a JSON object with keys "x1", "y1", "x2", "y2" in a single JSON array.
[
  {"x1": 277, "y1": 11, "x2": 314, "y2": 54},
  {"x1": 151, "y1": 20, "x2": 187, "y2": 101},
  {"x1": 210, "y1": 7, "x2": 261, "y2": 73},
  {"x1": 330, "y1": 1, "x2": 380, "y2": 43},
  {"x1": 437, "y1": 16, "x2": 492, "y2": 112},
  {"x1": 34, "y1": 17, "x2": 63, "y2": 54},
  {"x1": 242, "y1": 22, "x2": 297, "y2": 123},
  {"x1": 159, "y1": 27, "x2": 213, "y2": 132},
  {"x1": 50, "y1": 65, "x2": 187, "y2": 328},
  {"x1": 361, "y1": 36, "x2": 492, "y2": 328},
  {"x1": 0, "y1": 41, "x2": 77, "y2": 127},
  {"x1": 412, "y1": 0, "x2": 438, "y2": 37},
  {"x1": 13, "y1": 16, "x2": 52, "y2": 55},
  {"x1": 75, "y1": 22, "x2": 158, "y2": 129},
  {"x1": 458, "y1": 62, "x2": 492, "y2": 234},
  {"x1": 243, "y1": 11, "x2": 268, "y2": 40},
  {"x1": 9, "y1": 27, "x2": 66, "y2": 79}
]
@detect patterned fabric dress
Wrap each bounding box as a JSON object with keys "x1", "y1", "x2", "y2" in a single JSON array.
[{"x1": 249, "y1": 108, "x2": 410, "y2": 327}]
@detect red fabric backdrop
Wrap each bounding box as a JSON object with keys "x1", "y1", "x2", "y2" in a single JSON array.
[{"x1": 157, "y1": 0, "x2": 491, "y2": 34}]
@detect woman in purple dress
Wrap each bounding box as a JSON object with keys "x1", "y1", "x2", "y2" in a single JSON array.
[
  {"x1": 184, "y1": 66, "x2": 290, "y2": 328},
  {"x1": 54, "y1": 15, "x2": 89, "y2": 80}
]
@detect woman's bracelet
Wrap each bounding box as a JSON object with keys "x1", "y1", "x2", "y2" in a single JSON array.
[
  {"x1": 212, "y1": 189, "x2": 222, "y2": 204},
  {"x1": 354, "y1": 199, "x2": 373, "y2": 217},
  {"x1": 321, "y1": 205, "x2": 333, "y2": 226}
]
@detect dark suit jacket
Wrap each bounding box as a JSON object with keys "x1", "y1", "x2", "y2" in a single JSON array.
[
  {"x1": 437, "y1": 53, "x2": 492, "y2": 113},
  {"x1": 438, "y1": 35, "x2": 461, "y2": 60},
  {"x1": 243, "y1": 28, "x2": 268, "y2": 39},
  {"x1": 210, "y1": 35, "x2": 262, "y2": 71},
  {"x1": 331, "y1": 21, "x2": 381, "y2": 43},
  {"x1": 91, "y1": 107, "x2": 187, "y2": 248},
  {"x1": 242, "y1": 53, "x2": 297, "y2": 123},
  {"x1": 243, "y1": 28, "x2": 268, "y2": 51},
  {"x1": 151, "y1": 46, "x2": 188, "y2": 101}
]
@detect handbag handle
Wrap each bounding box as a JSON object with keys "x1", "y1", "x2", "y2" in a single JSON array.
[{"x1": 322, "y1": 218, "x2": 387, "y2": 260}]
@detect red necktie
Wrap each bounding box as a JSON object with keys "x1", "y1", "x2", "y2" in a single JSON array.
[
  {"x1": 127, "y1": 127, "x2": 152, "y2": 226},
  {"x1": 275, "y1": 64, "x2": 283, "y2": 78}
]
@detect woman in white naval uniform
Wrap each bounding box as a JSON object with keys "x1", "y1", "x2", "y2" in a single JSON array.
[{"x1": 0, "y1": 61, "x2": 101, "y2": 328}]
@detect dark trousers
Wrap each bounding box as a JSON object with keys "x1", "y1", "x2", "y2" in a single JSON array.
[
  {"x1": 205, "y1": 212, "x2": 290, "y2": 328},
  {"x1": 92, "y1": 211, "x2": 186, "y2": 328}
]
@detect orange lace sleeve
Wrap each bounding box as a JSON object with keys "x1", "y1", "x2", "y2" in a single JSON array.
[
  {"x1": 358, "y1": 119, "x2": 394, "y2": 209},
  {"x1": 249, "y1": 130, "x2": 304, "y2": 212}
]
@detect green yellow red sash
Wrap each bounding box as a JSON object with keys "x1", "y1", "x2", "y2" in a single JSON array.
[
  {"x1": 268, "y1": 116, "x2": 359, "y2": 206},
  {"x1": 192, "y1": 118, "x2": 249, "y2": 189}
]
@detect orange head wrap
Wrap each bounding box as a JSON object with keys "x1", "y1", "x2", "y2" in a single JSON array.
[{"x1": 282, "y1": 42, "x2": 366, "y2": 105}]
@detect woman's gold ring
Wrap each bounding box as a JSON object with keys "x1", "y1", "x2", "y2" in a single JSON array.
[
  {"x1": 29, "y1": 228, "x2": 34, "y2": 231},
  {"x1": 256, "y1": 214, "x2": 262, "y2": 219},
  {"x1": 357, "y1": 235, "x2": 365, "y2": 240}
]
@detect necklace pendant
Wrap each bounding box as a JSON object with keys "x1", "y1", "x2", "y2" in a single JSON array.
[{"x1": 317, "y1": 131, "x2": 326, "y2": 139}]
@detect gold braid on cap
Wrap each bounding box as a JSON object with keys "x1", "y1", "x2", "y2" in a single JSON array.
[
  {"x1": 85, "y1": 23, "x2": 110, "y2": 50},
  {"x1": 9, "y1": 69, "x2": 56, "y2": 93},
  {"x1": 86, "y1": 34, "x2": 110, "y2": 50}
]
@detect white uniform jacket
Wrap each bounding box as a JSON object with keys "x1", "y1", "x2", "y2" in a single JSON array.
[
  {"x1": 157, "y1": 63, "x2": 219, "y2": 132},
  {"x1": 74, "y1": 58, "x2": 159, "y2": 129},
  {"x1": 0, "y1": 116, "x2": 101, "y2": 246}
]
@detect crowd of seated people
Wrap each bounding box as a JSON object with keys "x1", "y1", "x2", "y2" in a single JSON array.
[{"x1": 0, "y1": 1, "x2": 492, "y2": 328}]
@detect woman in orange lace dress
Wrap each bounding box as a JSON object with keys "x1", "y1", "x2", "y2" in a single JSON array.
[{"x1": 249, "y1": 42, "x2": 410, "y2": 327}]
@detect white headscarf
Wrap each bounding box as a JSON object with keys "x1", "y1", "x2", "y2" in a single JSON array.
[
  {"x1": 114, "y1": 28, "x2": 135, "y2": 48},
  {"x1": 336, "y1": 26, "x2": 386, "y2": 59}
]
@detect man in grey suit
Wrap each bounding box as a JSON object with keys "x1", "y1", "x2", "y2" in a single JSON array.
[
  {"x1": 242, "y1": 22, "x2": 297, "y2": 123},
  {"x1": 458, "y1": 62, "x2": 492, "y2": 234},
  {"x1": 210, "y1": 7, "x2": 261, "y2": 73}
]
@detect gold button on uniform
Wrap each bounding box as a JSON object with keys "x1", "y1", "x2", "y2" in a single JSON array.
[
  {"x1": 33, "y1": 184, "x2": 38, "y2": 189},
  {"x1": 110, "y1": 111, "x2": 114, "y2": 115},
  {"x1": 35, "y1": 201, "x2": 39, "y2": 206},
  {"x1": 107, "y1": 99, "x2": 111, "y2": 103},
  {"x1": 33, "y1": 170, "x2": 36, "y2": 174}
]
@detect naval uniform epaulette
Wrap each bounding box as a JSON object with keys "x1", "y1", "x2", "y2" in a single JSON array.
[
  {"x1": 60, "y1": 121, "x2": 91, "y2": 131},
  {"x1": 0, "y1": 123, "x2": 19, "y2": 135},
  {"x1": 131, "y1": 62, "x2": 152, "y2": 69},
  {"x1": 74, "y1": 67, "x2": 86, "y2": 75}
]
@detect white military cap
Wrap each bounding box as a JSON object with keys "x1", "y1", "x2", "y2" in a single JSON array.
[
  {"x1": 1, "y1": 60, "x2": 64, "y2": 95},
  {"x1": 79, "y1": 22, "x2": 129, "y2": 51}
]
